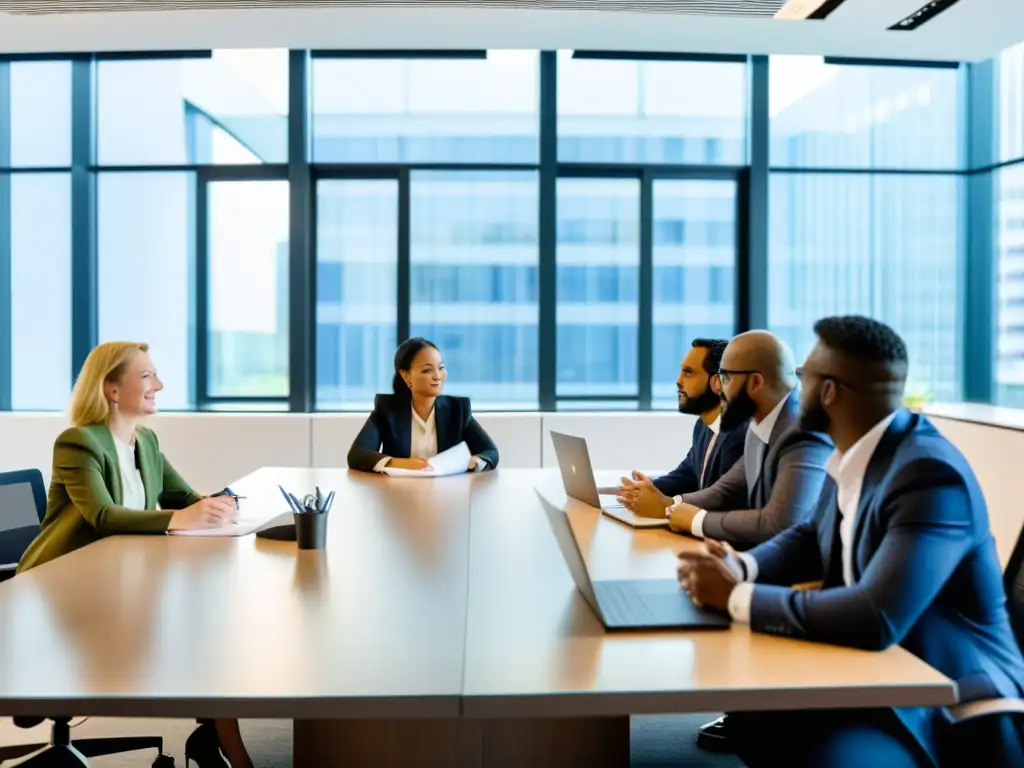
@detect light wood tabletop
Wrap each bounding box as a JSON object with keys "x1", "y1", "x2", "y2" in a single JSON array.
[
  {"x1": 0, "y1": 467, "x2": 473, "y2": 719},
  {"x1": 461, "y1": 469, "x2": 957, "y2": 718},
  {"x1": 0, "y1": 466, "x2": 956, "y2": 725}
]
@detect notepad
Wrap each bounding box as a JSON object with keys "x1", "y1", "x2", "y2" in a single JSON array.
[
  {"x1": 168, "y1": 508, "x2": 293, "y2": 537},
  {"x1": 383, "y1": 441, "x2": 472, "y2": 478}
]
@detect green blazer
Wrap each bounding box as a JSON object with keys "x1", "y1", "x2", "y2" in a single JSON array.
[{"x1": 17, "y1": 424, "x2": 201, "y2": 573}]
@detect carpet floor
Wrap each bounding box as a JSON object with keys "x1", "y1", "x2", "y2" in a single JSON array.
[{"x1": 0, "y1": 714, "x2": 745, "y2": 767}]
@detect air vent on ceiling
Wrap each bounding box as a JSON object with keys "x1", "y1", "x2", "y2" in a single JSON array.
[
  {"x1": 774, "y1": 0, "x2": 851, "y2": 20},
  {"x1": 0, "y1": 0, "x2": 789, "y2": 18},
  {"x1": 888, "y1": 0, "x2": 961, "y2": 30}
]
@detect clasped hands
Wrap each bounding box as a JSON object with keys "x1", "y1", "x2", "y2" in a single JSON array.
[
  {"x1": 676, "y1": 539, "x2": 743, "y2": 613},
  {"x1": 602, "y1": 470, "x2": 702, "y2": 533}
]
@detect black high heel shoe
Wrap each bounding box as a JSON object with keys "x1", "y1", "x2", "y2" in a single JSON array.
[{"x1": 184, "y1": 721, "x2": 229, "y2": 768}]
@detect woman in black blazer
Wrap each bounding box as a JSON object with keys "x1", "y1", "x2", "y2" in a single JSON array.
[{"x1": 348, "y1": 337, "x2": 499, "y2": 473}]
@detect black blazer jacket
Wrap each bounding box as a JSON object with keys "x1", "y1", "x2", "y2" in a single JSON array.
[{"x1": 347, "y1": 394, "x2": 499, "y2": 473}]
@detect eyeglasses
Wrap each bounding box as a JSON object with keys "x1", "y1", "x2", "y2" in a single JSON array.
[{"x1": 718, "y1": 368, "x2": 759, "y2": 385}]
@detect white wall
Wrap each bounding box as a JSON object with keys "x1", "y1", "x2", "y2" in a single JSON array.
[{"x1": 0, "y1": 410, "x2": 689, "y2": 488}]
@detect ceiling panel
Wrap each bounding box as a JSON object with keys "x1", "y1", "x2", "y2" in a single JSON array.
[{"x1": 0, "y1": 0, "x2": 788, "y2": 18}]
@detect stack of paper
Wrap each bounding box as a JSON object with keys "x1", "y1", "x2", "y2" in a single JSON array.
[
  {"x1": 383, "y1": 441, "x2": 472, "y2": 478},
  {"x1": 168, "y1": 507, "x2": 292, "y2": 538}
]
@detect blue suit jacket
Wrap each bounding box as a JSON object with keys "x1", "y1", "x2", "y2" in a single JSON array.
[
  {"x1": 652, "y1": 417, "x2": 747, "y2": 497},
  {"x1": 347, "y1": 394, "x2": 499, "y2": 473},
  {"x1": 747, "y1": 409, "x2": 1024, "y2": 763}
]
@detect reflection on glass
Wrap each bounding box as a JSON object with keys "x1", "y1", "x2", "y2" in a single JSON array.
[
  {"x1": 316, "y1": 179, "x2": 398, "y2": 410},
  {"x1": 769, "y1": 56, "x2": 960, "y2": 170},
  {"x1": 97, "y1": 49, "x2": 288, "y2": 165},
  {"x1": 10, "y1": 62, "x2": 72, "y2": 167},
  {"x1": 652, "y1": 180, "x2": 737, "y2": 408},
  {"x1": 11, "y1": 174, "x2": 71, "y2": 410},
  {"x1": 557, "y1": 52, "x2": 747, "y2": 164},
  {"x1": 207, "y1": 180, "x2": 289, "y2": 398},
  {"x1": 996, "y1": 165, "x2": 1024, "y2": 406},
  {"x1": 409, "y1": 171, "x2": 539, "y2": 407},
  {"x1": 98, "y1": 172, "x2": 193, "y2": 410},
  {"x1": 312, "y1": 51, "x2": 539, "y2": 163},
  {"x1": 557, "y1": 178, "x2": 640, "y2": 398},
  {"x1": 768, "y1": 173, "x2": 961, "y2": 402},
  {"x1": 996, "y1": 42, "x2": 1024, "y2": 163}
]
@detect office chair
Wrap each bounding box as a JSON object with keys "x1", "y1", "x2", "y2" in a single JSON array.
[
  {"x1": 0, "y1": 469, "x2": 175, "y2": 767},
  {"x1": 1004, "y1": 520, "x2": 1024, "y2": 650}
]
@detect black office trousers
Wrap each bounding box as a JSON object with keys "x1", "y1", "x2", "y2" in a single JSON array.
[{"x1": 727, "y1": 709, "x2": 930, "y2": 768}]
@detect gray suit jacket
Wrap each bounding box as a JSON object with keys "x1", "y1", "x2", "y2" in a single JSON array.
[{"x1": 679, "y1": 394, "x2": 832, "y2": 550}]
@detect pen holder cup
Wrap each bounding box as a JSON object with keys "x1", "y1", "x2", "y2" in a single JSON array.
[{"x1": 294, "y1": 512, "x2": 328, "y2": 550}]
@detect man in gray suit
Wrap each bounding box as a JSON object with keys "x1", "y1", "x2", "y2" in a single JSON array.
[
  {"x1": 620, "y1": 329, "x2": 833, "y2": 752},
  {"x1": 619, "y1": 329, "x2": 832, "y2": 548}
]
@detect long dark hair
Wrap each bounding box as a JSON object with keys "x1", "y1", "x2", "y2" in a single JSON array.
[{"x1": 392, "y1": 337, "x2": 439, "y2": 399}]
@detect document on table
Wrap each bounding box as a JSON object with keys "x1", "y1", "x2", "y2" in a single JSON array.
[
  {"x1": 167, "y1": 499, "x2": 293, "y2": 538},
  {"x1": 383, "y1": 441, "x2": 472, "y2": 478}
]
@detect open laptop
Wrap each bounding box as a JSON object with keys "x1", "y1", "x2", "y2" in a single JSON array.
[
  {"x1": 536, "y1": 492, "x2": 730, "y2": 631},
  {"x1": 549, "y1": 430, "x2": 669, "y2": 529}
]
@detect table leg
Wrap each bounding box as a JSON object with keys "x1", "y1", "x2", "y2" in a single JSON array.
[{"x1": 294, "y1": 715, "x2": 629, "y2": 767}]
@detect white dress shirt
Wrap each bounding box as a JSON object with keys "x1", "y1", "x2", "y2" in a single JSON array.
[
  {"x1": 374, "y1": 404, "x2": 487, "y2": 472},
  {"x1": 113, "y1": 434, "x2": 146, "y2": 510},
  {"x1": 680, "y1": 393, "x2": 791, "y2": 539},
  {"x1": 727, "y1": 411, "x2": 895, "y2": 622}
]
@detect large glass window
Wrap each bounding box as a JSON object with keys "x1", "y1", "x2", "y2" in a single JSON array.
[
  {"x1": 98, "y1": 172, "x2": 194, "y2": 410},
  {"x1": 410, "y1": 171, "x2": 539, "y2": 408},
  {"x1": 316, "y1": 179, "x2": 398, "y2": 410},
  {"x1": 557, "y1": 178, "x2": 640, "y2": 399},
  {"x1": 312, "y1": 52, "x2": 539, "y2": 164},
  {"x1": 557, "y1": 53, "x2": 747, "y2": 165},
  {"x1": 996, "y1": 164, "x2": 1024, "y2": 406},
  {"x1": 206, "y1": 180, "x2": 289, "y2": 399},
  {"x1": 97, "y1": 50, "x2": 288, "y2": 166},
  {"x1": 996, "y1": 42, "x2": 1024, "y2": 163},
  {"x1": 9, "y1": 61, "x2": 72, "y2": 167},
  {"x1": 10, "y1": 174, "x2": 71, "y2": 410},
  {"x1": 769, "y1": 57, "x2": 961, "y2": 170},
  {"x1": 769, "y1": 173, "x2": 961, "y2": 402},
  {"x1": 652, "y1": 179, "x2": 737, "y2": 407}
]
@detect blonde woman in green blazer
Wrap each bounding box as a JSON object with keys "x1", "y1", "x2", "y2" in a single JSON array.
[{"x1": 17, "y1": 341, "x2": 255, "y2": 768}]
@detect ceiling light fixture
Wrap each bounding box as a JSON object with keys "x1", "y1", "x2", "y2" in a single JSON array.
[{"x1": 888, "y1": 0, "x2": 961, "y2": 30}]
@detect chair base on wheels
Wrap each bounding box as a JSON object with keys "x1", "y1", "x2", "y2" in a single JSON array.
[{"x1": 0, "y1": 717, "x2": 174, "y2": 767}]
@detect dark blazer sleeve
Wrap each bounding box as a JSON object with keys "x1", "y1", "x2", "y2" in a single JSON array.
[
  {"x1": 697, "y1": 429, "x2": 832, "y2": 549},
  {"x1": 749, "y1": 458, "x2": 976, "y2": 651},
  {"x1": 459, "y1": 398, "x2": 499, "y2": 470},
  {"x1": 652, "y1": 420, "x2": 701, "y2": 497},
  {"x1": 347, "y1": 396, "x2": 390, "y2": 472}
]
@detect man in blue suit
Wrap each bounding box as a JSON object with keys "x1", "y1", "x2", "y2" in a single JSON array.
[
  {"x1": 602, "y1": 338, "x2": 747, "y2": 501},
  {"x1": 677, "y1": 315, "x2": 1024, "y2": 767}
]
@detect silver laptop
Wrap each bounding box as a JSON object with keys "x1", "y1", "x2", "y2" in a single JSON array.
[
  {"x1": 549, "y1": 430, "x2": 669, "y2": 529},
  {"x1": 536, "y1": 492, "x2": 730, "y2": 631}
]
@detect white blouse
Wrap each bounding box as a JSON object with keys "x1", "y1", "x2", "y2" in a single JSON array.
[{"x1": 113, "y1": 434, "x2": 146, "y2": 510}]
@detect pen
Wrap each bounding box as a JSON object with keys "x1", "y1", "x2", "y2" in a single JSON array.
[
  {"x1": 324, "y1": 490, "x2": 335, "y2": 515},
  {"x1": 279, "y1": 485, "x2": 303, "y2": 514}
]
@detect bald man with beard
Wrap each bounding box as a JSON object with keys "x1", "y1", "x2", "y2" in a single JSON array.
[
  {"x1": 620, "y1": 330, "x2": 835, "y2": 752},
  {"x1": 621, "y1": 330, "x2": 833, "y2": 548}
]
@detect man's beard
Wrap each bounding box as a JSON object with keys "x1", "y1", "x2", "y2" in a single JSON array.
[
  {"x1": 798, "y1": 399, "x2": 831, "y2": 434},
  {"x1": 678, "y1": 385, "x2": 721, "y2": 416},
  {"x1": 720, "y1": 386, "x2": 758, "y2": 431}
]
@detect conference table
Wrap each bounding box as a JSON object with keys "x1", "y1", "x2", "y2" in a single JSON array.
[{"x1": 0, "y1": 467, "x2": 956, "y2": 767}]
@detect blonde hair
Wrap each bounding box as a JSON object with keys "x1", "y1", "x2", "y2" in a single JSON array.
[{"x1": 69, "y1": 342, "x2": 149, "y2": 427}]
